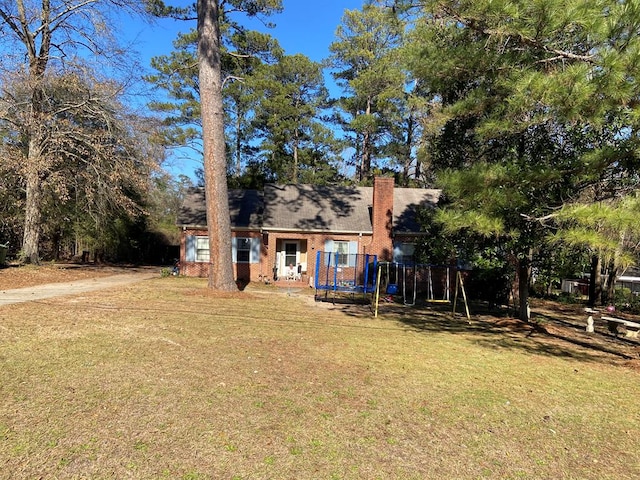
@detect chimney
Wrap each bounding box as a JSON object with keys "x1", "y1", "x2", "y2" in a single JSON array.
[{"x1": 371, "y1": 176, "x2": 394, "y2": 261}]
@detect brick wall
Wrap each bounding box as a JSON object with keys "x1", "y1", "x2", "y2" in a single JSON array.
[
  {"x1": 369, "y1": 176, "x2": 394, "y2": 261},
  {"x1": 179, "y1": 228, "x2": 264, "y2": 281},
  {"x1": 179, "y1": 177, "x2": 398, "y2": 282},
  {"x1": 262, "y1": 232, "x2": 371, "y2": 285},
  {"x1": 179, "y1": 228, "x2": 374, "y2": 284}
]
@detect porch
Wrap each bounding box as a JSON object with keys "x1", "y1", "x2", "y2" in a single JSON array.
[
  {"x1": 272, "y1": 277, "x2": 312, "y2": 289},
  {"x1": 272, "y1": 238, "x2": 310, "y2": 284}
]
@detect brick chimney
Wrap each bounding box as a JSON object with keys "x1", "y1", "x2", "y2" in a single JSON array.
[{"x1": 371, "y1": 176, "x2": 394, "y2": 261}]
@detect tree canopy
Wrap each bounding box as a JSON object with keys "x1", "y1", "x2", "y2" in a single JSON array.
[
  {"x1": 0, "y1": 0, "x2": 159, "y2": 264},
  {"x1": 400, "y1": 0, "x2": 640, "y2": 317},
  {"x1": 4, "y1": 0, "x2": 640, "y2": 308}
]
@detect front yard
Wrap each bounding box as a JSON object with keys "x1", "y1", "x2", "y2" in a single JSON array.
[{"x1": 0, "y1": 269, "x2": 638, "y2": 479}]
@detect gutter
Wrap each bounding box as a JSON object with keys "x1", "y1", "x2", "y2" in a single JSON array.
[{"x1": 261, "y1": 227, "x2": 374, "y2": 235}]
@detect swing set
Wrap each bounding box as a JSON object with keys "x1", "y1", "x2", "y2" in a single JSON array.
[{"x1": 373, "y1": 262, "x2": 470, "y2": 320}]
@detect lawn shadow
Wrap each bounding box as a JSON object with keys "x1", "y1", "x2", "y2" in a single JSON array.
[{"x1": 340, "y1": 298, "x2": 640, "y2": 367}]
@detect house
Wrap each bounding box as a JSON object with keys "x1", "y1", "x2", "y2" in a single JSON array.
[
  {"x1": 561, "y1": 266, "x2": 640, "y2": 297},
  {"x1": 177, "y1": 176, "x2": 440, "y2": 284}
]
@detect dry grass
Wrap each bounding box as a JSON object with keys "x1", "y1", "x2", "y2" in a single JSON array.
[
  {"x1": 0, "y1": 264, "x2": 136, "y2": 290},
  {"x1": 0, "y1": 273, "x2": 639, "y2": 479}
]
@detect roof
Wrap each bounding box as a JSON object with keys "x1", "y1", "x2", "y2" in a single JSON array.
[
  {"x1": 178, "y1": 188, "x2": 263, "y2": 229},
  {"x1": 262, "y1": 184, "x2": 372, "y2": 233},
  {"x1": 177, "y1": 183, "x2": 440, "y2": 234},
  {"x1": 392, "y1": 187, "x2": 441, "y2": 233}
]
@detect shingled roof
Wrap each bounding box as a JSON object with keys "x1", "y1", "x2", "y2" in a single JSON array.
[
  {"x1": 262, "y1": 184, "x2": 372, "y2": 233},
  {"x1": 177, "y1": 183, "x2": 440, "y2": 234},
  {"x1": 392, "y1": 187, "x2": 441, "y2": 233},
  {"x1": 178, "y1": 188, "x2": 263, "y2": 229}
]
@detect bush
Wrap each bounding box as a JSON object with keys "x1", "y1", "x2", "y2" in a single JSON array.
[
  {"x1": 466, "y1": 267, "x2": 512, "y2": 306},
  {"x1": 613, "y1": 287, "x2": 640, "y2": 314},
  {"x1": 556, "y1": 291, "x2": 582, "y2": 305}
]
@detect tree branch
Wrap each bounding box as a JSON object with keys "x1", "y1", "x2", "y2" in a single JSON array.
[{"x1": 441, "y1": 7, "x2": 596, "y2": 64}]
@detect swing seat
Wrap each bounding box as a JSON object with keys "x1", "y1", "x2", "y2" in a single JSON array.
[{"x1": 386, "y1": 284, "x2": 398, "y2": 295}]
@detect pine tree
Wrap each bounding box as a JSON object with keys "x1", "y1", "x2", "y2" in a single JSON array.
[
  {"x1": 404, "y1": 0, "x2": 640, "y2": 320},
  {"x1": 152, "y1": 0, "x2": 282, "y2": 290},
  {"x1": 250, "y1": 54, "x2": 339, "y2": 184},
  {"x1": 328, "y1": 4, "x2": 405, "y2": 183}
]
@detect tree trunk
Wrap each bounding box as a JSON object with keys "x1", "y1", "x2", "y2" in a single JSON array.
[
  {"x1": 604, "y1": 260, "x2": 619, "y2": 306},
  {"x1": 235, "y1": 108, "x2": 242, "y2": 177},
  {"x1": 197, "y1": 0, "x2": 237, "y2": 291},
  {"x1": 403, "y1": 107, "x2": 415, "y2": 186},
  {"x1": 21, "y1": 133, "x2": 46, "y2": 264},
  {"x1": 22, "y1": 163, "x2": 43, "y2": 264},
  {"x1": 292, "y1": 128, "x2": 299, "y2": 184},
  {"x1": 603, "y1": 232, "x2": 624, "y2": 306},
  {"x1": 587, "y1": 254, "x2": 601, "y2": 307},
  {"x1": 517, "y1": 250, "x2": 532, "y2": 322},
  {"x1": 360, "y1": 96, "x2": 373, "y2": 182}
]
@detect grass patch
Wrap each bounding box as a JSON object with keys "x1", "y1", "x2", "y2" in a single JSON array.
[{"x1": 0, "y1": 277, "x2": 639, "y2": 479}]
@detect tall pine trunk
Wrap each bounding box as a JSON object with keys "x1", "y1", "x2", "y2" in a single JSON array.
[
  {"x1": 235, "y1": 110, "x2": 242, "y2": 178},
  {"x1": 197, "y1": 0, "x2": 237, "y2": 291},
  {"x1": 292, "y1": 128, "x2": 299, "y2": 184},
  {"x1": 359, "y1": 96, "x2": 373, "y2": 182}
]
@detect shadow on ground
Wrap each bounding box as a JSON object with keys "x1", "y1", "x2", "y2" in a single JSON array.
[{"x1": 316, "y1": 295, "x2": 640, "y2": 369}]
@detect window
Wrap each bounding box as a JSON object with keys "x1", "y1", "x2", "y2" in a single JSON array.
[
  {"x1": 196, "y1": 237, "x2": 210, "y2": 262},
  {"x1": 236, "y1": 237, "x2": 251, "y2": 263},
  {"x1": 393, "y1": 242, "x2": 415, "y2": 264},
  {"x1": 324, "y1": 240, "x2": 358, "y2": 267},
  {"x1": 187, "y1": 235, "x2": 259, "y2": 264},
  {"x1": 335, "y1": 241, "x2": 350, "y2": 267},
  {"x1": 284, "y1": 242, "x2": 298, "y2": 269}
]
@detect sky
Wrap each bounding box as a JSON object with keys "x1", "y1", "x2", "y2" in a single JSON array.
[
  {"x1": 123, "y1": 0, "x2": 364, "y2": 180},
  {"x1": 129, "y1": 0, "x2": 364, "y2": 62},
  {"x1": 245, "y1": 0, "x2": 364, "y2": 61}
]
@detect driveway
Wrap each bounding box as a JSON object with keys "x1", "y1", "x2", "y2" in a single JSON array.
[{"x1": 0, "y1": 270, "x2": 158, "y2": 306}]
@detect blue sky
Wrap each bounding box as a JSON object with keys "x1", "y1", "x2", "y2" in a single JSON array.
[
  {"x1": 135, "y1": 1, "x2": 366, "y2": 87},
  {"x1": 246, "y1": 0, "x2": 364, "y2": 61},
  {"x1": 128, "y1": 1, "x2": 364, "y2": 62},
  {"x1": 124, "y1": 0, "x2": 364, "y2": 179}
]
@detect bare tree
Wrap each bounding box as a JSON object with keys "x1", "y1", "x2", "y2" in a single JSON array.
[
  {"x1": 0, "y1": 0, "x2": 149, "y2": 263},
  {"x1": 0, "y1": 70, "x2": 161, "y2": 261}
]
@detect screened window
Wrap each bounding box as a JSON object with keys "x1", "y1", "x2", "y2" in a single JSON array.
[
  {"x1": 335, "y1": 241, "x2": 350, "y2": 267},
  {"x1": 236, "y1": 237, "x2": 251, "y2": 263},
  {"x1": 196, "y1": 237, "x2": 210, "y2": 262}
]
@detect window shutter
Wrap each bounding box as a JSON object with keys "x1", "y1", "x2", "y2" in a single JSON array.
[
  {"x1": 186, "y1": 235, "x2": 196, "y2": 262},
  {"x1": 348, "y1": 241, "x2": 358, "y2": 267},
  {"x1": 393, "y1": 243, "x2": 402, "y2": 263},
  {"x1": 324, "y1": 240, "x2": 334, "y2": 266},
  {"x1": 231, "y1": 237, "x2": 237, "y2": 263},
  {"x1": 251, "y1": 237, "x2": 260, "y2": 264}
]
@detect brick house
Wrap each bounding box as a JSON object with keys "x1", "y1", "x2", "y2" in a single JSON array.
[{"x1": 177, "y1": 177, "x2": 440, "y2": 284}]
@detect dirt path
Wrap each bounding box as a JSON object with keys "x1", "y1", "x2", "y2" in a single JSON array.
[{"x1": 0, "y1": 267, "x2": 158, "y2": 306}]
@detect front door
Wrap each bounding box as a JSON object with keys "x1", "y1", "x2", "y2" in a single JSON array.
[{"x1": 281, "y1": 241, "x2": 299, "y2": 279}]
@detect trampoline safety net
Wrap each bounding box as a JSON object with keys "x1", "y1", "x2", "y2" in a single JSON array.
[{"x1": 314, "y1": 251, "x2": 377, "y2": 294}]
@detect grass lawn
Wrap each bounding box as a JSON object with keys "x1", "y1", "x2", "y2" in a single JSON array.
[{"x1": 0, "y1": 275, "x2": 639, "y2": 479}]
